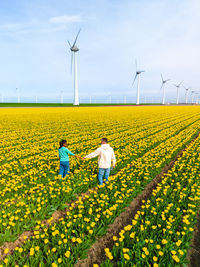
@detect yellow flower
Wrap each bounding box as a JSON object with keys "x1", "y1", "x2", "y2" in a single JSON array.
[
  {"x1": 130, "y1": 232, "x2": 135, "y2": 238},
  {"x1": 65, "y1": 250, "x2": 70, "y2": 258},
  {"x1": 4, "y1": 248, "x2": 9, "y2": 254},
  {"x1": 153, "y1": 256, "x2": 158, "y2": 262},
  {"x1": 113, "y1": 236, "x2": 118, "y2": 241},
  {"x1": 124, "y1": 253, "x2": 130, "y2": 260},
  {"x1": 178, "y1": 249, "x2": 184, "y2": 255},
  {"x1": 172, "y1": 255, "x2": 180, "y2": 263},
  {"x1": 161, "y1": 239, "x2": 167, "y2": 245},
  {"x1": 4, "y1": 258, "x2": 8, "y2": 264},
  {"x1": 171, "y1": 250, "x2": 176, "y2": 255},
  {"x1": 142, "y1": 253, "x2": 146, "y2": 258},
  {"x1": 30, "y1": 248, "x2": 34, "y2": 256}
]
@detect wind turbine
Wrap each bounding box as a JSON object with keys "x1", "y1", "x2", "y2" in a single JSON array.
[
  {"x1": 191, "y1": 90, "x2": 195, "y2": 104},
  {"x1": 68, "y1": 29, "x2": 81, "y2": 106},
  {"x1": 160, "y1": 74, "x2": 170, "y2": 105},
  {"x1": 132, "y1": 60, "x2": 145, "y2": 105},
  {"x1": 16, "y1": 88, "x2": 20, "y2": 103},
  {"x1": 195, "y1": 91, "x2": 199, "y2": 104},
  {"x1": 174, "y1": 81, "x2": 183, "y2": 104},
  {"x1": 183, "y1": 86, "x2": 191, "y2": 104}
]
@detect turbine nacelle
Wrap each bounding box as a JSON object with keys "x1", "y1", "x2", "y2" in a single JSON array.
[
  {"x1": 160, "y1": 74, "x2": 170, "y2": 90},
  {"x1": 162, "y1": 79, "x2": 170, "y2": 84},
  {"x1": 174, "y1": 81, "x2": 183, "y2": 89},
  {"x1": 136, "y1": 71, "x2": 145, "y2": 75},
  {"x1": 70, "y1": 45, "x2": 79, "y2": 52}
]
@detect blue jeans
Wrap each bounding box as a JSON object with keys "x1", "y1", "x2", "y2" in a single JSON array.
[
  {"x1": 59, "y1": 161, "x2": 70, "y2": 178},
  {"x1": 98, "y1": 168, "x2": 110, "y2": 185}
]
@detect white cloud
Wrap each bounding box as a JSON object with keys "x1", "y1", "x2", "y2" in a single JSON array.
[{"x1": 49, "y1": 15, "x2": 81, "y2": 24}]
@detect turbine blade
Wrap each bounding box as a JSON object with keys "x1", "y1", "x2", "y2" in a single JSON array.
[
  {"x1": 72, "y1": 29, "x2": 81, "y2": 47},
  {"x1": 166, "y1": 79, "x2": 170, "y2": 82},
  {"x1": 67, "y1": 40, "x2": 72, "y2": 48},
  {"x1": 160, "y1": 84, "x2": 164, "y2": 90},
  {"x1": 132, "y1": 74, "x2": 137, "y2": 86},
  {"x1": 179, "y1": 81, "x2": 183, "y2": 86},
  {"x1": 161, "y1": 74, "x2": 164, "y2": 82}
]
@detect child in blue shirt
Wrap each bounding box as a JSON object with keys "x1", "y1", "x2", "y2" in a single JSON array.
[{"x1": 58, "y1": 140, "x2": 80, "y2": 177}]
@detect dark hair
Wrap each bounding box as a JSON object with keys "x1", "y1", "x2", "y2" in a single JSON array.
[
  {"x1": 101, "y1": 138, "x2": 108, "y2": 143},
  {"x1": 59, "y1": 140, "x2": 67, "y2": 149}
]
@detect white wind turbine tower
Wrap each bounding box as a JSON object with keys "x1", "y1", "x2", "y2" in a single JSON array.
[
  {"x1": 191, "y1": 90, "x2": 195, "y2": 104},
  {"x1": 68, "y1": 29, "x2": 81, "y2": 106},
  {"x1": 16, "y1": 88, "x2": 20, "y2": 103},
  {"x1": 132, "y1": 60, "x2": 145, "y2": 105},
  {"x1": 195, "y1": 91, "x2": 199, "y2": 104},
  {"x1": 183, "y1": 86, "x2": 191, "y2": 104},
  {"x1": 174, "y1": 81, "x2": 183, "y2": 104},
  {"x1": 160, "y1": 74, "x2": 170, "y2": 105}
]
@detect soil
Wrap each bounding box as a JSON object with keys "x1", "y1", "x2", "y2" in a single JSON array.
[{"x1": 187, "y1": 211, "x2": 200, "y2": 267}]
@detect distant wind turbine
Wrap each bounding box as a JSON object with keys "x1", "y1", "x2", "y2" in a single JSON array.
[
  {"x1": 191, "y1": 90, "x2": 195, "y2": 104},
  {"x1": 183, "y1": 86, "x2": 191, "y2": 104},
  {"x1": 68, "y1": 29, "x2": 81, "y2": 106},
  {"x1": 132, "y1": 60, "x2": 145, "y2": 105},
  {"x1": 174, "y1": 81, "x2": 183, "y2": 104},
  {"x1": 160, "y1": 74, "x2": 170, "y2": 105},
  {"x1": 16, "y1": 88, "x2": 20, "y2": 103},
  {"x1": 60, "y1": 90, "x2": 64, "y2": 104}
]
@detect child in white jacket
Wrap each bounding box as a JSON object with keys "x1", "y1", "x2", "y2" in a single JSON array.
[{"x1": 83, "y1": 138, "x2": 116, "y2": 185}]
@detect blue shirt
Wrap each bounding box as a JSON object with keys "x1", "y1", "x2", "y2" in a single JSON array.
[{"x1": 59, "y1": 146, "x2": 75, "y2": 161}]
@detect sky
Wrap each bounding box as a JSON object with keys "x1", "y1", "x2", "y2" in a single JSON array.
[{"x1": 0, "y1": 0, "x2": 200, "y2": 103}]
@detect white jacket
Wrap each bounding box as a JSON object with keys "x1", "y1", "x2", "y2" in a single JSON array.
[{"x1": 85, "y1": 144, "x2": 116, "y2": 168}]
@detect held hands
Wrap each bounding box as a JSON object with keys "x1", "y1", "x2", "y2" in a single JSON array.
[{"x1": 75, "y1": 155, "x2": 85, "y2": 160}]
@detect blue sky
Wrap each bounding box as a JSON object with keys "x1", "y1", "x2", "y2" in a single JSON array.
[{"x1": 0, "y1": 0, "x2": 200, "y2": 103}]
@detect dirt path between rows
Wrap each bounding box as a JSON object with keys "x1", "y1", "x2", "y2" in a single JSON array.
[
  {"x1": 187, "y1": 211, "x2": 200, "y2": 267},
  {"x1": 75, "y1": 131, "x2": 200, "y2": 267}
]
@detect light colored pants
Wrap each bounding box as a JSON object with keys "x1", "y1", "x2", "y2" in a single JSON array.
[{"x1": 98, "y1": 168, "x2": 110, "y2": 185}]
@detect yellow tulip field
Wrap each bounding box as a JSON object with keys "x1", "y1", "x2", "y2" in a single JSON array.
[{"x1": 0, "y1": 106, "x2": 200, "y2": 266}]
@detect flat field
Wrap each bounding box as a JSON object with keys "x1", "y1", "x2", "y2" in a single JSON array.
[{"x1": 0, "y1": 106, "x2": 200, "y2": 266}]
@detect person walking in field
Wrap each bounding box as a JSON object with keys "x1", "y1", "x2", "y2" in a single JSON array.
[
  {"x1": 59, "y1": 140, "x2": 80, "y2": 178},
  {"x1": 83, "y1": 138, "x2": 116, "y2": 185}
]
